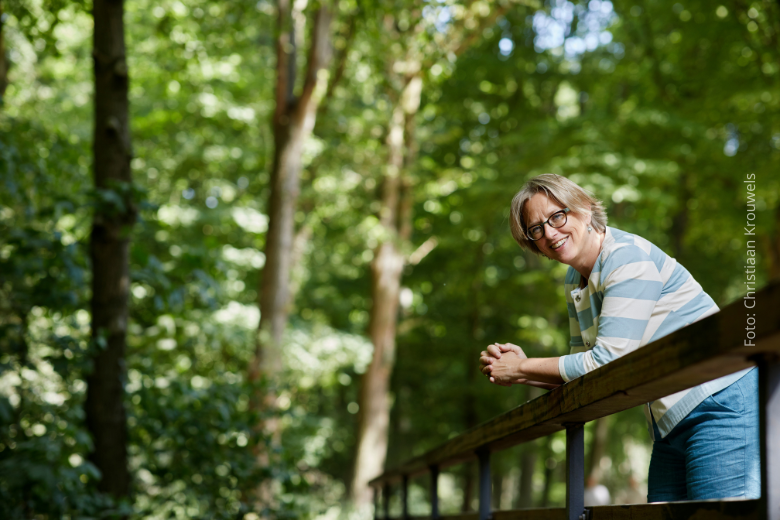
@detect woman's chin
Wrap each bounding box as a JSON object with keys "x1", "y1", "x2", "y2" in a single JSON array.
[
  {"x1": 549, "y1": 237, "x2": 573, "y2": 261},
  {"x1": 549, "y1": 249, "x2": 571, "y2": 264}
]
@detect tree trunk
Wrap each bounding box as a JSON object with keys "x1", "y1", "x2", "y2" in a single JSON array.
[
  {"x1": 348, "y1": 3, "x2": 517, "y2": 507},
  {"x1": 350, "y1": 73, "x2": 422, "y2": 509},
  {"x1": 250, "y1": 2, "x2": 332, "y2": 382},
  {"x1": 85, "y1": 0, "x2": 134, "y2": 500},
  {"x1": 247, "y1": 0, "x2": 332, "y2": 508},
  {"x1": 0, "y1": 3, "x2": 9, "y2": 104},
  {"x1": 492, "y1": 470, "x2": 504, "y2": 510},
  {"x1": 460, "y1": 375, "x2": 478, "y2": 512},
  {"x1": 768, "y1": 204, "x2": 780, "y2": 281},
  {"x1": 586, "y1": 417, "x2": 610, "y2": 484},
  {"x1": 516, "y1": 387, "x2": 544, "y2": 508},
  {"x1": 540, "y1": 436, "x2": 555, "y2": 508},
  {"x1": 516, "y1": 443, "x2": 538, "y2": 508},
  {"x1": 670, "y1": 174, "x2": 690, "y2": 261},
  {"x1": 460, "y1": 339, "x2": 479, "y2": 513},
  {"x1": 461, "y1": 240, "x2": 488, "y2": 512}
]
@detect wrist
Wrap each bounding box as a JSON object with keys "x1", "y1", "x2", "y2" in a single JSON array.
[{"x1": 515, "y1": 357, "x2": 528, "y2": 379}]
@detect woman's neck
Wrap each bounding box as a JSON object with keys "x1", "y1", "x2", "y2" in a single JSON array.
[{"x1": 572, "y1": 229, "x2": 606, "y2": 283}]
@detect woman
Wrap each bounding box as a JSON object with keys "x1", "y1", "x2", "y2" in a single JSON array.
[{"x1": 479, "y1": 174, "x2": 759, "y2": 502}]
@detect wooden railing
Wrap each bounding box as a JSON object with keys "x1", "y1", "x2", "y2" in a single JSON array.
[{"x1": 369, "y1": 282, "x2": 780, "y2": 520}]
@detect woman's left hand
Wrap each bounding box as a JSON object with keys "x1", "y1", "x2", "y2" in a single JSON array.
[
  {"x1": 480, "y1": 343, "x2": 526, "y2": 385},
  {"x1": 480, "y1": 343, "x2": 561, "y2": 389}
]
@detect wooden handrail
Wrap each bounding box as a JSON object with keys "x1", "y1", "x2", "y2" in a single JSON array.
[
  {"x1": 397, "y1": 499, "x2": 762, "y2": 519},
  {"x1": 369, "y1": 282, "x2": 780, "y2": 520}
]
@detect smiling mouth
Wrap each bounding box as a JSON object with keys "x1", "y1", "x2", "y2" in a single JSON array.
[{"x1": 551, "y1": 237, "x2": 568, "y2": 250}]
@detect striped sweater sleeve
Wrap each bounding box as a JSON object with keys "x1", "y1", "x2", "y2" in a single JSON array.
[{"x1": 558, "y1": 245, "x2": 664, "y2": 382}]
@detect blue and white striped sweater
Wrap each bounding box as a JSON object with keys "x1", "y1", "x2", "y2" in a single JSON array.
[{"x1": 558, "y1": 227, "x2": 751, "y2": 439}]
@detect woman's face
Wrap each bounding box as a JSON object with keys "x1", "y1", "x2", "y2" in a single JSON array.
[{"x1": 523, "y1": 193, "x2": 591, "y2": 266}]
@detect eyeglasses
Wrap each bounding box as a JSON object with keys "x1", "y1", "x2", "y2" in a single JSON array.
[{"x1": 525, "y1": 208, "x2": 570, "y2": 241}]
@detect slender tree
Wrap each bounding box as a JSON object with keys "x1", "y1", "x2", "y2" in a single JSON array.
[
  {"x1": 0, "y1": 3, "x2": 9, "y2": 103},
  {"x1": 248, "y1": 0, "x2": 332, "y2": 504},
  {"x1": 516, "y1": 441, "x2": 539, "y2": 507},
  {"x1": 84, "y1": 0, "x2": 134, "y2": 500},
  {"x1": 350, "y1": 2, "x2": 528, "y2": 508},
  {"x1": 586, "y1": 417, "x2": 610, "y2": 486},
  {"x1": 351, "y1": 67, "x2": 421, "y2": 508},
  {"x1": 768, "y1": 204, "x2": 780, "y2": 282},
  {"x1": 250, "y1": 1, "x2": 333, "y2": 385}
]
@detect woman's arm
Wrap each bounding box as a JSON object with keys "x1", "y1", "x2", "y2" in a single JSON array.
[
  {"x1": 558, "y1": 245, "x2": 663, "y2": 382},
  {"x1": 480, "y1": 343, "x2": 564, "y2": 386}
]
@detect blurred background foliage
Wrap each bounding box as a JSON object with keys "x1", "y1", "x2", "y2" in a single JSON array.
[{"x1": 0, "y1": 0, "x2": 777, "y2": 517}]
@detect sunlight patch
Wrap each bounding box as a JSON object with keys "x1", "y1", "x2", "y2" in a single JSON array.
[
  {"x1": 213, "y1": 301, "x2": 260, "y2": 329},
  {"x1": 232, "y1": 207, "x2": 269, "y2": 234}
]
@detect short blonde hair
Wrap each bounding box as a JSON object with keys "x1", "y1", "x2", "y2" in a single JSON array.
[{"x1": 510, "y1": 174, "x2": 608, "y2": 256}]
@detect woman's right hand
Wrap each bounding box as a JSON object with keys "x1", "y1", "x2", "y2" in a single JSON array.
[
  {"x1": 480, "y1": 343, "x2": 527, "y2": 374},
  {"x1": 480, "y1": 343, "x2": 561, "y2": 389}
]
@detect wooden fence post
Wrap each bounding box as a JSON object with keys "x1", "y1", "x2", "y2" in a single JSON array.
[
  {"x1": 477, "y1": 447, "x2": 491, "y2": 520},
  {"x1": 760, "y1": 356, "x2": 780, "y2": 520},
  {"x1": 430, "y1": 465, "x2": 440, "y2": 519},
  {"x1": 401, "y1": 474, "x2": 409, "y2": 519},
  {"x1": 383, "y1": 482, "x2": 390, "y2": 519},
  {"x1": 566, "y1": 424, "x2": 586, "y2": 520}
]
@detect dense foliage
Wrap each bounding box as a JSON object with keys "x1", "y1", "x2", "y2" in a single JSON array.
[{"x1": 1, "y1": 0, "x2": 777, "y2": 517}]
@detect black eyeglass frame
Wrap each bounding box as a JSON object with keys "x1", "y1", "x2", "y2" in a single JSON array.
[{"x1": 525, "y1": 208, "x2": 571, "y2": 241}]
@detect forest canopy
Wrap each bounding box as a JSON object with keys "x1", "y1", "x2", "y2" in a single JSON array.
[{"x1": 0, "y1": 0, "x2": 778, "y2": 518}]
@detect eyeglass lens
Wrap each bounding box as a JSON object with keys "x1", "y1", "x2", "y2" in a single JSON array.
[{"x1": 529, "y1": 211, "x2": 567, "y2": 239}]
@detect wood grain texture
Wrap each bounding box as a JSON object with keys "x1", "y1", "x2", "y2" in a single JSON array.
[
  {"x1": 393, "y1": 514, "x2": 480, "y2": 520},
  {"x1": 371, "y1": 283, "x2": 780, "y2": 486},
  {"x1": 385, "y1": 500, "x2": 757, "y2": 520},
  {"x1": 492, "y1": 508, "x2": 566, "y2": 519},
  {"x1": 588, "y1": 499, "x2": 760, "y2": 519}
]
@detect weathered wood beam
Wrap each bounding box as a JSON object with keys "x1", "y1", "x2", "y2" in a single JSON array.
[
  {"x1": 587, "y1": 499, "x2": 760, "y2": 519},
  {"x1": 388, "y1": 499, "x2": 759, "y2": 520},
  {"x1": 370, "y1": 283, "x2": 780, "y2": 486},
  {"x1": 492, "y1": 510, "x2": 565, "y2": 520}
]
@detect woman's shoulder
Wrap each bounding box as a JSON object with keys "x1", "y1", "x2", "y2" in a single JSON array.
[
  {"x1": 602, "y1": 226, "x2": 652, "y2": 251},
  {"x1": 598, "y1": 227, "x2": 671, "y2": 274}
]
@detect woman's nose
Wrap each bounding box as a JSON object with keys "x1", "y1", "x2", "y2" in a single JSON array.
[{"x1": 544, "y1": 224, "x2": 558, "y2": 240}]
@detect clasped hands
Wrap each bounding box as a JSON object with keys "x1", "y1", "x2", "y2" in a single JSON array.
[{"x1": 479, "y1": 343, "x2": 561, "y2": 390}]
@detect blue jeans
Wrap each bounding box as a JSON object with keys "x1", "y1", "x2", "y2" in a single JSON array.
[{"x1": 647, "y1": 368, "x2": 760, "y2": 502}]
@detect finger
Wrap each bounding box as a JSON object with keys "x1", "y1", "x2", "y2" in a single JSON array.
[
  {"x1": 486, "y1": 345, "x2": 502, "y2": 358},
  {"x1": 504, "y1": 343, "x2": 527, "y2": 359},
  {"x1": 479, "y1": 355, "x2": 493, "y2": 366},
  {"x1": 481, "y1": 365, "x2": 493, "y2": 375}
]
